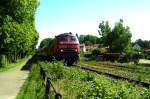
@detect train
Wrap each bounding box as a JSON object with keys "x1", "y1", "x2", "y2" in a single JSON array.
[{"x1": 38, "y1": 33, "x2": 80, "y2": 65}]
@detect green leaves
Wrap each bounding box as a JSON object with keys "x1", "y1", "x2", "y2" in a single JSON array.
[
  {"x1": 98, "y1": 19, "x2": 132, "y2": 53},
  {"x1": 79, "y1": 34, "x2": 100, "y2": 45},
  {"x1": 39, "y1": 38, "x2": 54, "y2": 49},
  {"x1": 0, "y1": 0, "x2": 39, "y2": 62},
  {"x1": 39, "y1": 61, "x2": 150, "y2": 99}
]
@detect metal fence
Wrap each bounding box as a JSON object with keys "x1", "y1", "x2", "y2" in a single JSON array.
[{"x1": 39, "y1": 65, "x2": 62, "y2": 99}]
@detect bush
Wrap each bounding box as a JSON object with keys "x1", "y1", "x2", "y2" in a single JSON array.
[
  {"x1": 84, "y1": 53, "x2": 92, "y2": 58},
  {"x1": 0, "y1": 54, "x2": 8, "y2": 67},
  {"x1": 80, "y1": 51, "x2": 85, "y2": 57},
  {"x1": 144, "y1": 51, "x2": 150, "y2": 60},
  {"x1": 126, "y1": 48, "x2": 144, "y2": 63},
  {"x1": 132, "y1": 51, "x2": 143, "y2": 64},
  {"x1": 126, "y1": 48, "x2": 134, "y2": 62},
  {"x1": 44, "y1": 61, "x2": 64, "y2": 80},
  {"x1": 146, "y1": 55, "x2": 150, "y2": 60},
  {"x1": 92, "y1": 49, "x2": 101, "y2": 56}
]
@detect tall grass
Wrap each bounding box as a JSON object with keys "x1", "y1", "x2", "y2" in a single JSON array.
[
  {"x1": 17, "y1": 61, "x2": 150, "y2": 99},
  {"x1": 41, "y1": 61, "x2": 150, "y2": 99},
  {"x1": 16, "y1": 64, "x2": 45, "y2": 99}
]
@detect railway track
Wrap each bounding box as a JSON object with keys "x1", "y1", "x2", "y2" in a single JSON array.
[{"x1": 77, "y1": 64, "x2": 150, "y2": 88}]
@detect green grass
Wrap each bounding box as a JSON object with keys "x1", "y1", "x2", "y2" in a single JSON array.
[
  {"x1": 45, "y1": 61, "x2": 150, "y2": 99},
  {"x1": 0, "y1": 57, "x2": 30, "y2": 72},
  {"x1": 17, "y1": 61, "x2": 150, "y2": 99},
  {"x1": 16, "y1": 64, "x2": 45, "y2": 99}
]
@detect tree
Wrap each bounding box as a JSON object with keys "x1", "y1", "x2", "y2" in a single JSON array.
[
  {"x1": 39, "y1": 38, "x2": 53, "y2": 49},
  {"x1": 96, "y1": 37, "x2": 102, "y2": 44},
  {"x1": 98, "y1": 21, "x2": 112, "y2": 50},
  {"x1": 79, "y1": 34, "x2": 98, "y2": 44},
  {"x1": 79, "y1": 35, "x2": 85, "y2": 44},
  {"x1": 0, "y1": 0, "x2": 39, "y2": 62},
  {"x1": 134, "y1": 39, "x2": 150, "y2": 49},
  {"x1": 98, "y1": 19, "x2": 132, "y2": 53}
]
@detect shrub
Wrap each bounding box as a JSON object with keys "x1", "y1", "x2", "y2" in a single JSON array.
[
  {"x1": 84, "y1": 53, "x2": 92, "y2": 58},
  {"x1": 0, "y1": 54, "x2": 8, "y2": 67},
  {"x1": 45, "y1": 61, "x2": 64, "y2": 80},
  {"x1": 92, "y1": 49, "x2": 101, "y2": 56},
  {"x1": 132, "y1": 51, "x2": 143, "y2": 64},
  {"x1": 126, "y1": 48, "x2": 144, "y2": 63},
  {"x1": 80, "y1": 51, "x2": 85, "y2": 57},
  {"x1": 126, "y1": 49, "x2": 134, "y2": 62},
  {"x1": 144, "y1": 51, "x2": 150, "y2": 60}
]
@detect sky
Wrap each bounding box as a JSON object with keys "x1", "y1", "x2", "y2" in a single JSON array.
[{"x1": 35, "y1": 0, "x2": 150, "y2": 46}]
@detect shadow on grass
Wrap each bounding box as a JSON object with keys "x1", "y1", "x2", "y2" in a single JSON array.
[{"x1": 21, "y1": 54, "x2": 43, "y2": 71}]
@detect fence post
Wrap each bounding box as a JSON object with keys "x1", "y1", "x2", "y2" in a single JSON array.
[
  {"x1": 55, "y1": 93, "x2": 62, "y2": 99},
  {"x1": 40, "y1": 66, "x2": 46, "y2": 80},
  {"x1": 40, "y1": 65, "x2": 62, "y2": 99},
  {"x1": 45, "y1": 78, "x2": 50, "y2": 99}
]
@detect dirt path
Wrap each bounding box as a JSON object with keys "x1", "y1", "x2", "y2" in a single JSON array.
[{"x1": 0, "y1": 62, "x2": 29, "y2": 99}]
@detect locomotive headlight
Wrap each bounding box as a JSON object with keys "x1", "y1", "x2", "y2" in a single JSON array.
[
  {"x1": 60, "y1": 49, "x2": 64, "y2": 52},
  {"x1": 75, "y1": 49, "x2": 78, "y2": 52}
]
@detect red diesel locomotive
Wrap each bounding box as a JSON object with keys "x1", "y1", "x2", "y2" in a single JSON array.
[{"x1": 41, "y1": 33, "x2": 80, "y2": 65}]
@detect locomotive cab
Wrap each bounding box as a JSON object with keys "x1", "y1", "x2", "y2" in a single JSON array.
[{"x1": 55, "y1": 33, "x2": 80, "y2": 65}]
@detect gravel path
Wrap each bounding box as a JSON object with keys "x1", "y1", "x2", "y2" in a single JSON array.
[{"x1": 0, "y1": 62, "x2": 29, "y2": 99}]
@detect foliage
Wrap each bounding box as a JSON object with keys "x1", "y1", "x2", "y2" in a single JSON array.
[
  {"x1": 133, "y1": 39, "x2": 150, "y2": 60},
  {"x1": 79, "y1": 51, "x2": 85, "y2": 57},
  {"x1": 45, "y1": 61, "x2": 150, "y2": 99},
  {"x1": 125, "y1": 43, "x2": 144, "y2": 63},
  {"x1": 17, "y1": 61, "x2": 150, "y2": 99},
  {"x1": 16, "y1": 64, "x2": 45, "y2": 99},
  {"x1": 134, "y1": 39, "x2": 150, "y2": 49},
  {"x1": 98, "y1": 19, "x2": 132, "y2": 53},
  {"x1": 78, "y1": 35, "x2": 85, "y2": 44},
  {"x1": 39, "y1": 38, "x2": 53, "y2": 49},
  {"x1": 125, "y1": 43, "x2": 134, "y2": 61},
  {"x1": 0, "y1": 0, "x2": 39, "y2": 62},
  {"x1": 132, "y1": 51, "x2": 144, "y2": 64},
  {"x1": 84, "y1": 53, "x2": 92, "y2": 58},
  {"x1": 0, "y1": 54, "x2": 8, "y2": 67},
  {"x1": 46, "y1": 62, "x2": 64, "y2": 80},
  {"x1": 91, "y1": 48, "x2": 101, "y2": 55},
  {"x1": 79, "y1": 34, "x2": 101, "y2": 45}
]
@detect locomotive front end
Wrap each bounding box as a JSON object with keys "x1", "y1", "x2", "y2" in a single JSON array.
[{"x1": 56, "y1": 33, "x2": 80, "y2": 65}]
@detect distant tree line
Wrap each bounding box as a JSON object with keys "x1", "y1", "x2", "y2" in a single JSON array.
[
  {"x1": 79, "y1": 34, "x2": 101, "y2": 45},
  {"x1": 133, "y1": 39, "x2": 150, "y2": 49},
  {"x1": 0, "y1": 0, "x2": 39, "y2": 66}
]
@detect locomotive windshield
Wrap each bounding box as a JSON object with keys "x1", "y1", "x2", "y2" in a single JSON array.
[
  {"x1": 57, "y1": 35, "x2": 78, "y2": 42},
  {"x1": 59, "y1": 36, "x2": 68, "y2": 41},
  {"x1": 69, "y1": 36, "x2": 78, "y2": 41}
]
